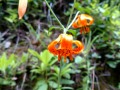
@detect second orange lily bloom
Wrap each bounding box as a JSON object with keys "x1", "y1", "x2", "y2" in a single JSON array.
[
  {"x1": 72, "y1": 14, "x2": 94, "y2": 34},
  {"x1": 48, "y1": 34, "x2": 84, "y2": 62}
]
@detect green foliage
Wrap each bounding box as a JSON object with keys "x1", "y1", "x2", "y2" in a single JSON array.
[
  {"x1": 4, "y1": 8, "x2": 17, "y2": 23},
  {"x1": 28, "y1": 49, "x2": 57, "y2": 72},
  {"x1": 0, "y1": 53, "x2": 15, "y2": 74},
  {"x1": 0, "y1": 52, "x2": 28, "y2": 87},
  {"x1": 28, "y1": 49, "x2": 77, "y2": 89},
  {"x1": 28, "y1": 49, "x2": 58, "y2": 89},
  {"x1": 107, "y1": 60, "x2": 120, "y2": 68},
  {"x1": 0, "y1": 78, "x2": 16, "y2": 86}
]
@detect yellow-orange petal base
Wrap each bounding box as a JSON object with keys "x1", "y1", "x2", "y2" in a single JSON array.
[
  {"x1": 48, "y1": 34, "x2": 84, "y2": 62},
  {"x1": 72, "y1": 14, "x2": 94, "y2": 34}
]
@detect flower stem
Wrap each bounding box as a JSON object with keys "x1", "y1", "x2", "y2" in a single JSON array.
[
  {"x1": 87, "y1": 59, "x2": 90, "y2": 90},
  {"x1": 66, "y1": 11, "x2": 80, "y2": 30},
  {"x1": 58, "y1": 60, "x2": 62, "y2": 90},
  {"x1": 63, "y1": 28, "x2": 67, "y2": 34},
  {"x1": 63, "y1": 11, "x2": 79, "y2": 34},
  {"x1": 66, "y1": 0, "x2": 76, "y2": 27},
  {"x1": 44, "y1": 0, "x2": 65, "y2": 29}
]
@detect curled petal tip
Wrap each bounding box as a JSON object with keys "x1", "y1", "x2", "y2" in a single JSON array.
[
  {"x1": 72, "y1": 40, "x2": 84, "y2": 54},
  {"x1": 19, "y1": 17, "x2": 22, "y2": 20}
]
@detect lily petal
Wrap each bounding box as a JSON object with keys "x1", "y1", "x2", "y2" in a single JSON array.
[
  {"x1": 72, "y1": 40, "x2": 84, "y2": 54},
  {"x1": 18, "y1": 0, "x2": 28, "y2": 19},
  {"x1": 80, "y1": 14, "x2": 94, "y2": 25},
  {"x1": 80, "y1": 26, "x2": 90, "y2": 34},
  {"x1": 59, "y1": 34, "x2": 73, "y2": 49},
  {"x1": 48, "y1": 35, "x2": 61, "y2": 55}
]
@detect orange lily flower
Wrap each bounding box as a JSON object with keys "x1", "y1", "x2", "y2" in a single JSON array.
[
  {"x1": 48, "y1": 34, "x2": 84, "y2": 62},
  {"x1": 18, "y1": 0, "x2": 28, "y2": 19},
  {"x1": 72, "y1": 14, "x2": 94, "y2": 34}
]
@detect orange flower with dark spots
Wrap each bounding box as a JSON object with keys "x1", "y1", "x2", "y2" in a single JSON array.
[
  {"x1": 72, "y1": 14, "x2": 94, "y2": 34},
  {"x1": 48, "y1": 34, "x2": 84, "y2": 62},
  {"x1": 18, "y1": 0, "x2": 28, "y2": 19}
]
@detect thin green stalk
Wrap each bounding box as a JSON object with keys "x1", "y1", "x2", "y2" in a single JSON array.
[
  {"x1": 2, "y1": 70, "x2": 7, "y2": 79},
  {"x1": 66, "y1": 11, "x2": 80, "y2": 30},
  {"x1": 87, "y1": 59, "x2": 90, "y2": 90},
  {"x1": 63, "y1": 11, "x2": 79, "y2": 34},
  {"x1": 58, "y1": 60, "x2": 62, "y2": 90},
  {"x1": 84, "y1": 31, "x2": 99, "y2": 55},
  {"x1": 44, "y1": 0, "x2": 65, "y2": 29},
  {"x1": 63, "y1": 28, "x2": 67, "y2": 34},
  {"x1": 66, "y1": 0, "x2": 76, "y2": 27},
  {"x1": 84, "y1": 31, "x2": 98, "y2": 90}
]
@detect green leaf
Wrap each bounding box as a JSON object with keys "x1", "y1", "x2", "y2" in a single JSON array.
[
  {"x1": 39, "y1": 50, "x2": 53, "y2": 65},
  {"x1": 0, "y1": 53, "x2": 7, "y2": 73},
  {"x1": 83, "y1": 76, "x2": 90, "y2": 84},
  {"x1": 105, "y1": 54, "x2": 114, "y2": 59},
  {"x1": 31, "y1": 68, "x2": 42, "y2": 74},
  {"x1": 48, "y1": 76, "x2": 57, "y2": 81},
  {"x1": 61, "y1": 79, "x2": 74, "y2": 85},
  {"x1": 49, "y1": 57, "x2": 57, "y2": 66},
  {"x1": 28, "y1": 49, "x2": 41, "y2": 60},
  {"x1": 40, "y1": 63, "x2": 46, "y2": 71},
  {"x1": 48, "y1": 81, "x2": 58, "y2": 88},
  {"x1": 7, "y1": 54, "x2": 16, "y2": 68},
  {"x1": 67, "y1": 29, "x2": 77, "y2": 36},
  {"x1": 88, "y1": 66, "x2": 95, "y2": 71},
  {"x1": 91, "y1": 52, "x2": 101, "y2": 58},
  {"x1": 107, "y1": 61, "x2": 120, "y2": 68},
  {"x1": 75, "y1": 56, "x2": 84, "y2": 64},
  {"x1": 0, "y1": 78, "x2": 16, "y2": 86},
  {"x1": 70, "y1": 69, "x2": 81, "y2": 74},
  {"x1": 62, "y1": 87, "x2": 73, "y2": 90},
  {"x1": 63, "y1": 73, "x2": 71, "y2": 79},
  {"x1": 34, "y1": 79, "x2": 48, "y2": 90},
  {"x1": 61, "y1": 63, "x2": 73, "y2": 76},
  {"x1": 61, "y1": 68, "x2": 71, "y2": 76},
  {"x1": 54, "y1": 66, "x2": 60, "y2": 75},
  {"x1": 21, "y1": 53, "x2": 28, "y2": 63}
]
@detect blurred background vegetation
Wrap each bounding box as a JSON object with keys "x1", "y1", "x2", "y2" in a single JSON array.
[{"x1": 0, "y1": 0, "x2": 120, "y2": 90}]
